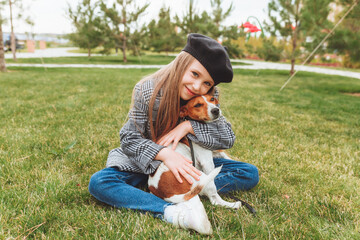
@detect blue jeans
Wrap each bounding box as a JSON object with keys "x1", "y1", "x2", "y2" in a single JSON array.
[{"x1": 88, "y1": 158, "x2": 259, "y2": 218}]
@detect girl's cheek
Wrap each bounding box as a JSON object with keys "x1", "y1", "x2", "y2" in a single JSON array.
[{"x1": 201, "y1": 86, "x2": 210, "y2": 95}]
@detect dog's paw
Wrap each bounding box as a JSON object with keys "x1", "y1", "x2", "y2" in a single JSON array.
[{"x1": 232, "y1": 201, "x2": 242, "y2": 209}]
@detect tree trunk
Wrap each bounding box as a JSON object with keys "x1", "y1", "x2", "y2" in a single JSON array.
[
  {"x1": 122, "y1": 3, "x2": 127, "y2": 63},
  {"x1": 290, "y1": 28, "x2": 297, "y2": 75},
  {"x1": 290, "y1": 33, "x2": 296, "y2": 75},
  {"x1": 122, "y1": 35, "x2": 127, "y2": 63},
  {"x1": 0, "y1": 23, "x2": 7, "y2": 72},
  {"x1": 122, "y1": 29, "x2": 127, "y2": 62},
  {"x1": 88, "y1": 48, "x2": 91, "y2": 58},
  {"x1": 290, "y1": 2, "x2": 300, "y2": 76},
  {"x1": 290, "y1": 29, "x2": 297, "y2": 75},
  {"x1": 9, "y1": 0, "x2": 17, "y2": 61}
]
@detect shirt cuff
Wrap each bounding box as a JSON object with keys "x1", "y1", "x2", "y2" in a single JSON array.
[
  {"x1": 187, "y1": 120, "x2": 205, "y2": 142},
  {"x1": 141, "y1": 142, "x2": 165, "y2": 174}
]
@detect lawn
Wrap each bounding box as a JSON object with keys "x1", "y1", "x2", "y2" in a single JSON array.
[{"x1": 1, "y1": 66, "x2": 359, "y2": 239}]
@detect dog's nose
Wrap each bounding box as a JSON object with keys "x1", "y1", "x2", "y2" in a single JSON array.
[{"x1": 211, "y1": 108, "x2": 219, "y2": 117}]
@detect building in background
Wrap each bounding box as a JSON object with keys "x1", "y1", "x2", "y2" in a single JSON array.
[{"x1": 2, "y1": 32, "x2": 69, "y2": 52}]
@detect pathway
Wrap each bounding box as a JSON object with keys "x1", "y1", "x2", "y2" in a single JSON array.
[{"x1": 5, "y1": 48, "x2": 360, "y2": 80}]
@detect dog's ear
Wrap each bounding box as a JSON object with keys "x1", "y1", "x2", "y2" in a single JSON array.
[{"x1": 180, "y1": 106, "x2": 188, "y2": 118}]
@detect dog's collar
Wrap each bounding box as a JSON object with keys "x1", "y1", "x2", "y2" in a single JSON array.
[
  {"x1": 181, "y1": 116, "x2": 194, "y2": 122},
  {"x1": 181, "y1": 116, "x2": 216, "y2": 124},
  {"x1": 187, "y1": 138, "x2": 196, "y2": 167}
]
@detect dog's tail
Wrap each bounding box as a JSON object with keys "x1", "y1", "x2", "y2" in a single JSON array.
[{"x1": 183, "y1": 166, "x2": 222, "y2": 201}]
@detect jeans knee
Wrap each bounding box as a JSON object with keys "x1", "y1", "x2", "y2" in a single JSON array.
[
  {"x1": 246, "y1": 164, "x2": 259, "y2": 190},
  {"x1": 88, "y1": 170, "x2": 103, "y2": 196}
]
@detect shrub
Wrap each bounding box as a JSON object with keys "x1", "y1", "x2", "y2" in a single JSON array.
[{"x1": 256, "y1": 38, "x2": 283, "y2": 62}]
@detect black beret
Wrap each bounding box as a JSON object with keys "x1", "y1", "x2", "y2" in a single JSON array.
[{"x1": 182, "y1": 33, "x2": 233, "y2": 86}]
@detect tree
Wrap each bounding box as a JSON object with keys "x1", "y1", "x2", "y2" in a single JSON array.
[
  {"x1": 256, "y1": 37, "x2": 284, "y2": 61},
  {"x1": 173, "y1": 0, "x2": 214, "y2": 36},
  {"x1": 327, "y1": 0, "x2": 360, "y2": 68},
  {"x1": 100, "y1": 0, "x2": 149, "y2": 62},
  {"x1": 6, "y1": 0, "x2": 32, "y2": 61},
  {"x1": 126, "y1": 27, "x2": 148, "y2": 56},
  {"x1": 265, "y1": 0, "x2": 303, "y2": 75},
  {"x1": 209, "y1": 0, "x2": 233, "y2": 39},
  {"x1": 0, "y1": 1, "x2": 7, "y2": 72},
  {"x1": 174, "y1": 0, "x2": 200, "y2": 34},
  {"x1": 146, "y1": 7, "x2": 183, "y2": 54},
  {"x1": 264, "y1": 0, "x2": 333, "y2": 74},
  {"x1": 8, "y1": 0, "x2": 16, "y2": 60},
  {"x1": 0, "y1": 23, "x2": 6, "y2": 72},
  {"x1": 208, "y1": 0, "x2": 244, "y2": 58},
  {"x1": 175, "y1": 0, "x2": 243, "y2": 58},
  {"x1": 68, "y1": 0, "x2": 104, "y2": 58},
  {"x1": 300, "y1": 0, "x2": 332, "y2": 62},
  {"x1": 174, "y1": 0, "x2": 229, "y2": 37}
]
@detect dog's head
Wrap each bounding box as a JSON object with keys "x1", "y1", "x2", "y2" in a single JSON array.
[{"x1": 180, "y1": 94, "x2": 221, "y2": 123}]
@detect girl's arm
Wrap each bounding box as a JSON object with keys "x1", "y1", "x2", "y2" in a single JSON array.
[
  {"x1": 158, "y1": 116, "x2": 235, "y2": 150},
  {"x1": 120, "y1": 81, "x2": 200, "y2": 183},
  {"x1": 119, "y1": 82, "x2": 164, "y2": 174},
  {"x1": 187, "y1": 115, "x2": 235, "y2": 150},
  {"x1": 187, "y1": 87, "x2": 235, "y2": 150}
]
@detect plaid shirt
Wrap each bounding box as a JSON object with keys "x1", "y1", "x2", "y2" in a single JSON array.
[{"x1": 106, "y1": 78, "x2": 236, "y2": 174}]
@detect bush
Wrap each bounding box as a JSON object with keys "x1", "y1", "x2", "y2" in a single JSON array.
[
  {"x1": 343, "y1": 55, "x2": 360, "y2": 69},
  {"x1": 256, "y1": 38, "x2": 283, "y2": 62},
  {"x1": 223, "y1": 40, "x2": 245, "y2": 59}
]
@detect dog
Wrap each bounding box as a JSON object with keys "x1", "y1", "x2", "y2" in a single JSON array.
[{"x1": 148, "y1": 95, "x2": 241, "y2": 234}]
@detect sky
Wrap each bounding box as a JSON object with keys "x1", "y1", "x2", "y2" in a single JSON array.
[{"x1": 1, "y1": 0, "x2": 270, "y2": 35}]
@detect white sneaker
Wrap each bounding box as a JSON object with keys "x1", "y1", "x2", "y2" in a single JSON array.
[{"x1": 164, "y1": 196, "x2": 213, "y2": 235}]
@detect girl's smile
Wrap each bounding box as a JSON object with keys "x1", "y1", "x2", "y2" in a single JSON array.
[
  {"x1": 180, "y1": 59, "x2": 214, "y2": 101},
  {"x1": 185, "y1": 86, "x2": 196, "y2": 96}
]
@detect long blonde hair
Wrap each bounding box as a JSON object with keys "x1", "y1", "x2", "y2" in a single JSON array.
[{"x1": 147, "y1": 51, "x2": 195, "y2": 141}]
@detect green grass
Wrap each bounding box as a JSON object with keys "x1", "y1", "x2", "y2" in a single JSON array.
[
  {"x1": 5, "y1": 54, "x2": 249, "y2": 66},
  {"x1": 1, "y1": 66, "x2": 359, "y2": 239}
]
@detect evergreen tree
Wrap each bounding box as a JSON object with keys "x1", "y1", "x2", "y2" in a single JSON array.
[
  {"x1": 100, "y1": 0, "x2": 149, "y2": 62},
  {"x1": 327, "y1": 0, "x2": 360, "y2": 68},
  {"x1": 174, "y1": 0, "x2": 198, "y2": 34},
  {"x1": 265, "y1": 0, "x2": 332, "y2": 74},
  {"x1": 146, "y1": 7, "x2": 183, "y2": 54},
  {"x1": 68, "y1": 0, "x2": 104, "y2": 57},
  {"x1": 174, "y1": 0, "x2": 234, "y2": 38},
  {"x1": 265, "y1": 0, "x2": 303, "y2": 75},
  {"x1": 127, "y1": 28, "x2": 147, "y2": 56},
  {"x1": 173, "y1": 0, "x2": 216, "y2": 35},
  {"x1": 300, "y1": 0, "x2": 332, "y2": 62},
  {"x1": 174, "y1": 0, "x2": 243, "y2": 58},
  {"x1": 209, "y1": 0, "x2": 233, "y2": 39},
  {"x1": 209, "y1": 0, "x2": 244, "y2": 58},
  {"x1": 222, "y1": 25, "x2": 245, "y2": 58}
]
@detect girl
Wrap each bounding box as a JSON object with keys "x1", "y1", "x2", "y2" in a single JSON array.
[{"x1": 89, "y1": 33, "x2": 259, "y2": 234}]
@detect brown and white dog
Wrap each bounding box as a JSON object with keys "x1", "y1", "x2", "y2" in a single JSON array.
[{"x1": 148, "y1": 95, "x2": 241, "y2": 234}]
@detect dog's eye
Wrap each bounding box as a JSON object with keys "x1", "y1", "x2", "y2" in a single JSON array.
[
  {"x1": 194, "y1": 103, "x2": 202, "y2": 108},
  {"x1": 210, "y1": 97, "x2": 215, "y2": 101}
]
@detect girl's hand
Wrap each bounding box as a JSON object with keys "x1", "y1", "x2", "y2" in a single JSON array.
[
  {"x1": 157, "y1": 121, "x2": 194, "y2": 150},
  {"x1": 155, "y1": 148, "x2": 201, "y2": 184}
]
